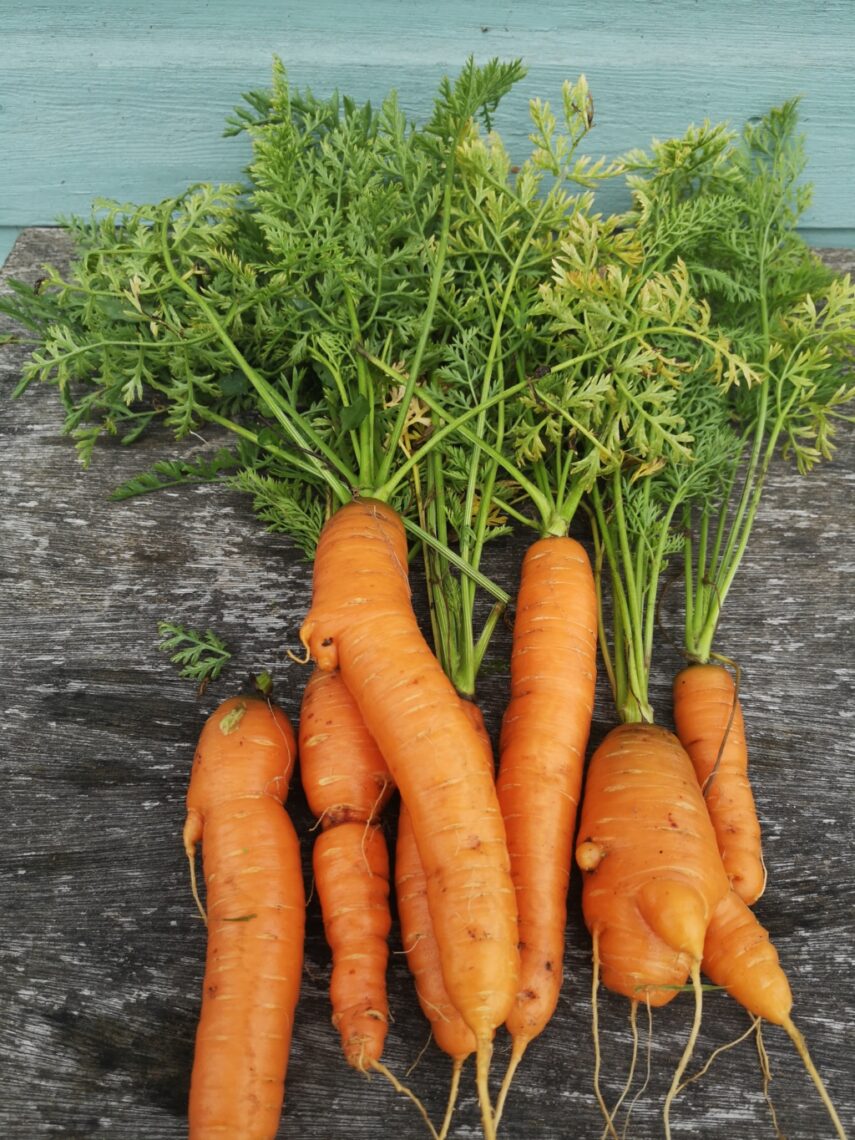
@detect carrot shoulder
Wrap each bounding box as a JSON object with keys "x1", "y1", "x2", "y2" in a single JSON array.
[
  {"x1": 299, "y1": 668, "x2": 394, "y2": 1070},
  {"x1": 299, "y1": 499, "x2": 519, "y2": 1044},
  {"x1": 183, "y1": 696, "x2": 304, "y2": 1140},
  {"x1": 673, "y1": 663, "x2": 766, "y2": 904},
  {"x1": 498, "y1": 536, "x2": 597, "y2": 1043}
]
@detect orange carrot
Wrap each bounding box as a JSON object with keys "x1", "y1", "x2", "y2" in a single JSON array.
[
  {"x1": 395, "y1": 801, "x2": 477, "y2": 1064},
  {"x1": 673, "y1": 663, "x2": 766, "y2": 905},
  {"x1": 576, "y1": 722, "x2": 733, "y2": 1137},
  {"x1": 498, "y1": 537, "x2": 597, "y2": 1046},
  {"x1": 702, "y1": 889, "x2": 791, "y2": 1025},
  {"x1": 395, "y1": 699, "x2": 493, "y2": 1064},
  {"x1": 703, "y1": 890, "x2": 846, "y2": 1138},
  {"x1": 299, "y1": 668, "x2": 394, "y2": 1070},
  {"x1": 395, "y1": 698, "x2": 492, "y2": 1140},
  {"x1": 314, "y1": 822, "x2": 392, "y2": 1069},
  {"x1": 575, "y1": 723, "x2": 730, "y2": 1003},
  {"x1": 299, "y1": 500, "x2": 519, "y2": 1051},
  {"x1": 299, "y1": 668, "x2": 394, "y2": 830},
  {"x1": 183, "y1": 695, "x2": 304, "y2": 1140}
]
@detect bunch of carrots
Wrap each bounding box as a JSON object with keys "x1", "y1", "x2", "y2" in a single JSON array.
[{"x1": 4, "y1": 58, "x2": 854, "y2": 1138}]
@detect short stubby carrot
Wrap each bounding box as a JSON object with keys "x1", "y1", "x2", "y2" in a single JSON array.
[
  {"x1": 498, "y1": 536, "x2": 597, "y2": 1044},
  {"x1": 299, "y1": 668, "x2": 395, "y2": 1070},
  {"x1": 299, "y1": 500, "x2": 519, "y2": 1045},
  {"x1": 673, "y1": 663, "x2": 765, "y2": 904},
  {"x1": 183, "y1": 696, "x2": 304, "y2": 1140},
  {"x1": 575, "y1": 723, "x2": 730, "y2": 1003}
]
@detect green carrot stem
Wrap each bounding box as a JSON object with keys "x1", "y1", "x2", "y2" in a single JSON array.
[{"x1": 376, "y1": 156, "x2": 456, "y2": 486}]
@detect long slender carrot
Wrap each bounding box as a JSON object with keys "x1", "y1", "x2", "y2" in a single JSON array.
[
  {"x1": 183, "y1": 695, "x2": 304, "y2": 1140},
  {"x1": 299, "y1": 668, "x2": 394, "y2": 1070},
  {"x1": 703, "y1": 890, "x2": 847, "y2": 1139},
  {"x1": 395, "y1": 698, "x2": 493, "y2": 1064},
  {"x1": 673, "y1": 663, "x2": 766, "y2": 904},
  {"x1": 396, "y1": 698, "x2": 493, "y2": 1140},
  {"x1": 396, "y1": 801, "x2": 477, "y2": 1063},
  {"x1": 299, "y1": 500, "x2": 520, "y2": 1058},
  {"x1": 497, "y1": 536, "x2": 597, "y2": 1054},
  {"x1": 575, "y1": 723, "x2": 730, "y2": 1003},
  {"x1": 396, "y1": 801, "x2": 474, "y2": 1140}
]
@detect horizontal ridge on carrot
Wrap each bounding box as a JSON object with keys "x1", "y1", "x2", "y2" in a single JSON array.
[{"x1": 183, "y1": 695, "x2": 304, "y2": 1140}]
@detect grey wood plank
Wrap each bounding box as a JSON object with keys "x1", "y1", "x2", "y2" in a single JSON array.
[{"x1": 1, "y1": 228, "x2": 853, "y2": 1138}]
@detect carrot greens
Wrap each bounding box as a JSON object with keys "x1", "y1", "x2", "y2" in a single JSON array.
[
  {"x1": 622, "y1": 101, "x2": 855, "y2": 663},
  {"x1": 157, "y1": 622, "x2": 233, "y2": 686},
  {"x1": 3, "y1": 55, "x2": 854, "y2": 1140},
  {"x1": 2, "y1": 59, "x2": 525, "y2": 533}
]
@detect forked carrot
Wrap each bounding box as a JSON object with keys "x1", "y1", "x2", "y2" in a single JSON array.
[
  {"x1": 703, "y1": 890, "x2": 847, "y2": 1139},
  {"x1": 673, "y1": 663, "x2": 766, "y2": 904},
  {"x1": 183, "y1": 695, "x2": 304, "y2": 1140},
  {"x1": 299, "y1": 499, "x2": 519, "y2": 1137},
  {"x1": 576, "y1": 723, "x2": 730, "y2": 1004},
  {"x1": 576, "y1": 722, "x2": 730, "y2": 1138},
  {"x1": 299, "y1": 668, "x2": 394, "y2": 1070},
  {"x1": 494, "y1": 535, "x2": 597, "y2": 1121}
]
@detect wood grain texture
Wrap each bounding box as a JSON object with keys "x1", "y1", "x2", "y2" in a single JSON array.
[
  {"x1": 1, "y1": 1, "x2": 853, "y2": 243},
  {"x1": 1, "y1": 229, "x2": 854, "y2": 1137}
]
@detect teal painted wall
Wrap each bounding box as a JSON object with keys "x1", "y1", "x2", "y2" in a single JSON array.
[
  {"x1": 1, "y1": 1, "x2": 854, "y2": 254},
  {"x1": 0, "y1": 231, "x2": 20, "y2": 264}
]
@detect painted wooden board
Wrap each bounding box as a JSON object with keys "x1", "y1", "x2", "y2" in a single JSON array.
[
  {"x1": 0, "y1": 230, "x2": 21, "y2": 266},
  {"x1": 1, "y1": 1, "x2": 854, "y2": 244},
  {"x1": 1, "y1": 229, "x2": 853, "y2": 1138}
]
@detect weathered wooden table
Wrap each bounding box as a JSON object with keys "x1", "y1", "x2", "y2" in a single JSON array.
[{"x1": 2, "y1": 231, "x2": 853, "y2": 1138}]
